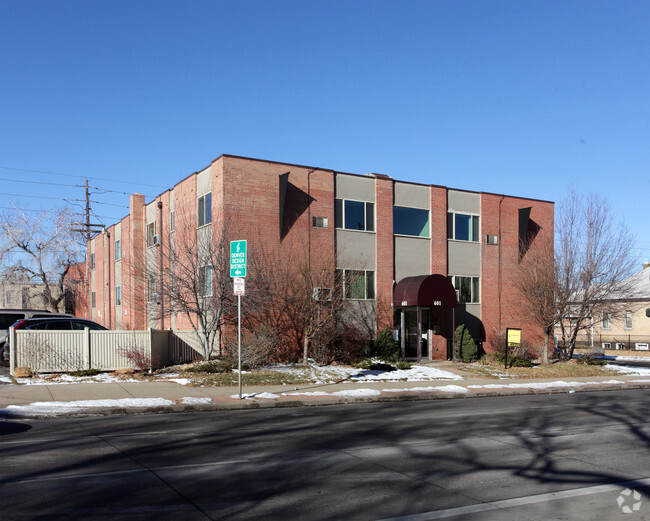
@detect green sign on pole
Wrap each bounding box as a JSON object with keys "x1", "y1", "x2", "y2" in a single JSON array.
[{"x1": 230, "y1": 240, "x2": 247, "y2": 278}]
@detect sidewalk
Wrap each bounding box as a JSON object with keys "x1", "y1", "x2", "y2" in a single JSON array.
[{"x1": 1, "y1": 362, "x2": 649, "y2": 418}]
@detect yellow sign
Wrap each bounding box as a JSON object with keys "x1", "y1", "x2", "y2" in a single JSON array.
[{"x1": 507, "y1": 328, "x2": 521, "y2": 346}]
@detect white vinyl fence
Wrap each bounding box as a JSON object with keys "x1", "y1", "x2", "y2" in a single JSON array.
[{"x1": 9, "y1": 328, "x2": 211, "y2": 376}]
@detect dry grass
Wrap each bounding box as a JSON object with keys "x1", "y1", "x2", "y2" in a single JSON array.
[
  {"x1": 461, "y1": 359, "x2": 624, "y2": 379},
  {"x1": 183, "y1": 370, "x2": 315, "y2": 387}
]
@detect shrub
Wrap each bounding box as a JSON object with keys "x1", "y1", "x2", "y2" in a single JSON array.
[
  {"x1": 372, "y1": 327, "x2": 400, "y2": 362},
  {"x1": 486, "y1": 352, "x2": 533, "y2": 367},
  {"x1": 395, "y1": 361, "x2": 412, "y2": 370},
  {"x1": 455, "y1": 324, "x2": 478, "y2": 363},
  {"x1": 117, "y1": 345, "x2": 160, "y2": 372},
  {"x1": 184, "y1": 359, "x2": 234, "y2": 373},
  {"x1": 576, "y1": 355, "x2": 606, "y2": 366},
  {"x1": 223, "y1": 324, "x2": 282, "y2": 369},
  {"x1": 70, "y1": 368, "x2": 101, "y2": 377},
  {"x1": 313, "y1": 325, "x2": 369, "y2": 365}
]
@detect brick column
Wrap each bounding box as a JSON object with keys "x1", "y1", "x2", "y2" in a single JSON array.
[{"x1": 375, "y1": 175, "x2": 394, "y2": 331}]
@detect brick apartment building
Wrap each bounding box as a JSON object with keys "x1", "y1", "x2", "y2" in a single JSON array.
[{"x1": 74, "y1": 154, "x2": 554, "y2": 361}]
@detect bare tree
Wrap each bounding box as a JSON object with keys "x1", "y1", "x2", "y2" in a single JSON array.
[
  {"x1": 513, "y1": 232, "x2": 557, "y2": 363},
  {"x1": 244, "y1": 255, "x2": 373, "y2": 364},
  {"x1": 515, "y1": 190, "x2": 638, "y2": 360},
  {"x1": 144, "y1": 212, "x2": 238, "y2": 361},
  {"x1": 0, "y1": 207, "x2": 84, "y2": 312},
  {"x1": 555, "y1": 191, "x2": 638, "y2": 357}
]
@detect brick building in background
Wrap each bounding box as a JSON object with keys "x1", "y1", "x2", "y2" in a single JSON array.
[{"x1": 71, "y1": 154, "x2": 554, "y2": 361}]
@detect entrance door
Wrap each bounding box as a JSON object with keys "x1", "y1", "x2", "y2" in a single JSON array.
[
  {"x1": 420, "y1": 307, "x2": 429, "y2": 359},
  {"x1": 395, "y1": 307, "x2": 432, "y2": 360},
  {"x1": 404, "y1": 309, "x2": 418, "y2": 358}
]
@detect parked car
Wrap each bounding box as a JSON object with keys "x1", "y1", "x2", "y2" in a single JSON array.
[
  {"x1": 2, "y1": 317, "x2": 106, "y2": 363},
  {"x1": 0, "y1": 309, "x2": 73, "y2": 365}
]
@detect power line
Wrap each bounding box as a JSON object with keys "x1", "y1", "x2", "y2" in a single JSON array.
[
  {"x1": 0, "y1": 192, "x2": 73, "y2": 202},
  {"x1": 0, "y1": 165, "x2": 169, "y2": 189},
  {"x1": 0, "y1": 177, "x2": 78, "y2": 188},
  {"x1": 0, "y1": 176, "x2": 156, "y2": 198}
]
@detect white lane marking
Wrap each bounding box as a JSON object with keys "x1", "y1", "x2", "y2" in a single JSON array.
[{"x1": 375, "y1": 477, "x2": 650, "y2": 520}]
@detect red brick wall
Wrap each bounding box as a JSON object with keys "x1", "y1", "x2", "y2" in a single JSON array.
[
  {"x1": 375, "y1": 176, "x2": 394, "y2": 330},
  {"x1": 221, "y1": 156, "x2": 335, "y2": 276},
  {"x1": 481, "y1": 193, "x2": 554, "y2": 353}
]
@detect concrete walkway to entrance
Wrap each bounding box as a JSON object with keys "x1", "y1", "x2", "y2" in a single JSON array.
[{"x1": 1, "y1": 361, "x2": 649, "y2": 418}]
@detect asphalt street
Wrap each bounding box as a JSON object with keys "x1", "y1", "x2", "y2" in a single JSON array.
[{"x1": 0, "y1": 390, "x2": 648, "y2": 520}]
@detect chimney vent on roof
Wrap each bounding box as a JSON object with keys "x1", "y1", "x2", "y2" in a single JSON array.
[{"x1": 643, "y1": 262, "x2": 650, "y2": 270}]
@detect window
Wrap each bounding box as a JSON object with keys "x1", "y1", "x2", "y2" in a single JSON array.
[
  {"x1": 91, "y1": 291, "x2": 96, "y2": 308},
  {"x1": 450, "y1": 275, "x2": 480, "y2": 303},
  {"x1": 198, "y1": 193, "x2": 212, "y2": 227},
  {"x1": 394, "y1": 206, "x2": 430, "y2": 237},
  {"x1": 147, "y1": 276, "x2": 157, "y2": 302},
  {"x1": 90, "y1": 253, "x2": 95, "y2": 270},
  {"x1": 602, "y1": 311, "x2": 611, "y2": 329},
  {"x1": 336, "y1": 269, "x2": 375, "y2": 300},
  {"x1": 146, "y1": 222, "x2": 156, "y2": 247},
  {"x1": 170, "y1": 211, "x2": 175, "y2": 232},
  {"x1": 448, "y1": 212, "x2": 480, "y2": 242},
  {"x1": 199, "y1": 265, "x2": 213, "y2": 296},
  {"x1": 335, "y1": 199, "x2": 374, "y2": 231},
  {"x1": 114, "y1": 240, "x2": 121, "y2": 261},
  {"x1": 115, "y1": 286, "x2": 122, "y2": 306},
  {"x1": 625, "y1": 310, "x2": 633, "y2": 329}
]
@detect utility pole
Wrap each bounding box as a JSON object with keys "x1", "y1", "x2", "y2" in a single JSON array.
[{"x1": 71, "y1": 178, "x2": 105, "y2": 319}]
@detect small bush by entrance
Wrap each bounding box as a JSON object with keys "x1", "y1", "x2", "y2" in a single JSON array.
[{"x1": 455, "y1": 324, "x2": 479, "y2": 363}]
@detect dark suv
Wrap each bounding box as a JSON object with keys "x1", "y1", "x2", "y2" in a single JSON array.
[
  {"x1": 0, "y1": 309, "x2": 73, "y2": 365},
  {"x1": 2, "y1": 317, "x2": 106, "y2": 363}
]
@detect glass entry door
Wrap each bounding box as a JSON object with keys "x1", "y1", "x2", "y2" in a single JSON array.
[
  {"x1": 398, "y1": 307, "x2": 430, "y2": 360},
  {"x1": 404, "y1": 309, "x2": 418, "y2": 358}
]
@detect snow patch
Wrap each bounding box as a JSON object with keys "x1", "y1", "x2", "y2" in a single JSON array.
[
  {"x1": 1, "y1": 397, "x2": 174, "y2": 417},
  {"x1": 180, "y1": 397, "x2": 212, "y2": 405}
]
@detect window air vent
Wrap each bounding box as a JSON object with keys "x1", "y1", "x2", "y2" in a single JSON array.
[
  {"x1": 313, "y1": 217, "x2": 328, "y2": 229},
  {"x1": 486, "y1": 235, "x2": 498, "y2": 245}
]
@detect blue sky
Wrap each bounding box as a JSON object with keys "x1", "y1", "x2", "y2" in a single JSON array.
[{"x1": 1, "y1": 0, "x2": 649, "y2": 264}]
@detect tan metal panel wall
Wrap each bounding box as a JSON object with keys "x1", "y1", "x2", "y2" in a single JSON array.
[
  {"x1": 394, "y1": 182, "x2": 429, "y2": 209},
  {"x1": 336, "y1": 231, "x2": 376, "y2": 270},
  {"x1": 172, "y1": 330, "x2": 210, "y2": 361},
  {"x1": 335, "y1": 173, "x2": 375, "y2": 201},
  {"x1": 394, "y1": 236, "x2": 431, "y2": 282},
  {"x1": 448, "y1": 190, "x2": 480, "y2": 213},
  {"x1": 13, "y1": 329, "x2": 207, "y2": 374},
  {"x1": 90, "y1": 330, "x2": 151, "y2": 370},
  {"x1": 447, "y1": 242, "x2": 481, "y2": 276},
  {"x1": 15, "y1": 330, "x2": 86, "y2": 373}
]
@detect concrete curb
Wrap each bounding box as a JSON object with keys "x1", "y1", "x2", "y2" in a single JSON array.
[{"x1": 2, "y1": 380, "x2": 648, "y2": 419}]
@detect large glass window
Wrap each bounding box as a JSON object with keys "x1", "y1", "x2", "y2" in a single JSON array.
[
  {"x1": 114, "y1": 239, "x2": 121, "y2": 261},
  {"x1": 394, "y1": 206, "x2": 430, "y2": 237},
  {"x1": 336, "y1": 269, "x2": 375, "y2": 300},
  {"x1": 450, "y1": 275, "x2": 480, "y2": 303},
  {"x1": 90, "y1": 253, "x2": 95, "y2": 270},
  {"x1": 198, "y1": 193, "x2": 212, "y2": 227},
  {"x1": 448, "y1": 212, "x2": 479, "y2": 242},
  {"x1": 115, "y1": 286, "x2": 122, "y2": 306},
  {"x1": 335, "y1": 199, "x2": 374, "y2": 231}
]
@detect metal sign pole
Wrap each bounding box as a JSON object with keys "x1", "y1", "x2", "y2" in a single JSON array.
[{"x1": 238, "y1": 294, "x2": 242, "y2": 399}]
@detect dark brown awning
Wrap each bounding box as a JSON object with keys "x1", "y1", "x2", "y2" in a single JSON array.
[{"x1": 393, "y1": 274, "x2": 458, "y2": 308}]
